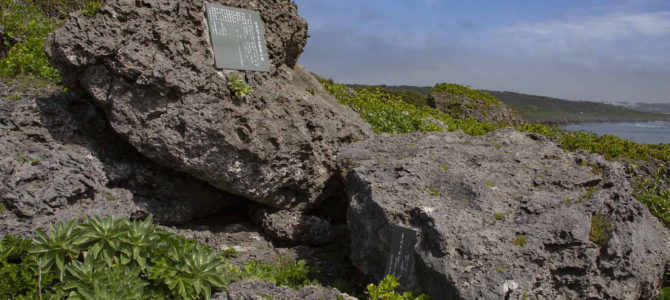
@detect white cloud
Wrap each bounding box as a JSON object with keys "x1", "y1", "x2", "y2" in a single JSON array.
[{"x1": 503, "y1": 11, "x2": 670, "y2": 46}]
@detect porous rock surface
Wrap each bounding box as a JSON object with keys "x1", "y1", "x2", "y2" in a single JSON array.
[
  {"x1": 0, "y1": 82, "x2": 240, "y2": 236},
  {"x1": 212, "y1": 280, "x2": 356, "y2": 300},
  {"x1": 250, "y1": 205, "x2": 333, "y2": 246},
  {"x1": 428, "y1": 90, "x2": 521, "y2": 126},
  {"x1": 45, "y1": 0, "x2": 371, "y2": 210},
  {"x1": 339, "y1": 129, "x2": 670, "y2": 299}
]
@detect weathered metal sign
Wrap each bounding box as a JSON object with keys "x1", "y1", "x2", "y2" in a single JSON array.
[
  {"x1": 205, "y1": 3, "x2": 270, "y2": 72},
  {"x1": 385, "y1": 225, "x2": 418, "y2": 286}
]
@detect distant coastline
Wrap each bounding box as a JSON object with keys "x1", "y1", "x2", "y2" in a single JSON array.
[
  {"x1": 533, "y1": 119, "x2": 670, "y2": 126},
  {"x1": 561, "y1": 121, "x2": 670, "y2": 144}
]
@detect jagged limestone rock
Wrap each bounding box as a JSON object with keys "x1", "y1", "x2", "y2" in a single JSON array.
[
  {"x1": 45, "y1": 0, "x2": 371, "y2": 210},
  {"x1": 213, "y1": 280, "x2": 356, "y2": 300},
  {"x1": 339, "y1": 129, "x2": 670, "y2": 299},
  {"x1": 0, "y1": 82, "x2": 241, "y2": 236}
]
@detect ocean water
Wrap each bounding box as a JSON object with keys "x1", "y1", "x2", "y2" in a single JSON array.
[{"x1": 561, "y1": 121, "x2": 670, "y2": 145}]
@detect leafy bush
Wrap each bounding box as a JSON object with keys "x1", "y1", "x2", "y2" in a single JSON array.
[
  {"x1": 659, "y1": 287, "x2": 670, "y2": 300},
  {"x1": 431, "y1": 83, "x2": 500, "y2": 106},
  {"x1": 366, "y1": 275, "x2": 433, "y2": 300},
  {"x1": 633, "y1": 164, "x2": 670, "y2": 227},
  {"x1": 234, "y1": 255, "x2": 316, "y2": 290},
  {"x1": 1, "y1": 216, "x2": 230, "y2": 299},
  {"x1": 511, "y1": 235, "x2": 527, "y2": 246},
  {"x1": 0, "y1": 215, "x2": 329, "y2": 299},
  {"x1": 0, "y1": 0, "x2": 101, "y2": 83},
  {"x1": 228, "y1": 75, "x2": 254, "y2": 97},
  {"x1": 317, "y1": 77, "x2": 504, "y2": 135}
]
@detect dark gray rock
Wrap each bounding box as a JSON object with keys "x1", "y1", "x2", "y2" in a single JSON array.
[
  {"x1": 428, "y1": 90, "x2": 521, "y2": 126},
  {"x1": 163, "y1": 220, "x2": 279, "y2": 266},
  {"x1": 339, "y1": 129, "x2": 670, "y2": 299},
  {"x1": 45, "y1": 0, "x2": 371, "y2": 211},
  {"x1": 250, "y1": 206, "x2": 332, "y2": 246},
  {"x1": 212, "y1": 280, "x2": 356, "y2": 300},
  {"x1": 0, "y1": 82, "x2": 240, "y2": 236}
]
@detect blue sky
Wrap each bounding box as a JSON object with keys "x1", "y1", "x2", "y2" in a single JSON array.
[{"x1": 293, "y1": 0, "x2": 670, "y2": 103}]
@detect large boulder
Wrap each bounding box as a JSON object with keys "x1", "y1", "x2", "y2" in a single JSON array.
[
  {"x1": 339, "y1": 129, "x2": 670, "y2": 299},
  {"x1": 428, "y1": 85, "x2": 521, "y2": 126},
  {"x1": 44, "y1": 0, "x2": 371, "y2": 210},
  {"x1": 0, "y1": 82, "x2": 241, "y2": 237}
]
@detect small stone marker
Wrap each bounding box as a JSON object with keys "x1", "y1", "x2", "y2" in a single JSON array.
[
  {"x1": 385, "y1": 225, "x2": 418, "y2": 286},
  {"x1": 205, "y1": 2, "x2": 270, "y2": 72}
]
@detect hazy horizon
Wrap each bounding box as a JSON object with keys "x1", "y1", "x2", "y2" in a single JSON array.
[{"x1": 293, "y1": 0, "x2": 670, "y2": 104}]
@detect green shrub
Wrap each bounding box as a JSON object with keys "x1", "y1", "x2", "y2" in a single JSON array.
[
  {"x1": 366, "y1": 275, "x2": 433, "y2": 300},
  {"x1": 633, "y1": 164, "x2": 670, "y2": 227},
  {"x1": 589, "y1": 214, "x2": 612, "y2": 247},
  {"x1": 431, "y1": 83, "x2": 500, "y2": 105},
  {"x1": 0, "y1": 216, "x2": 232, "y2": 299},
  {"x1": 317, "y1": 78, "x2": 503, "y2": 135},
  {"x1": 228, "y1": 75, "x2": 254, "y2": 97},
  {"x1": 233, "y1": 255, "x2": 316, "y2": 290},
  {"x1": 494, "y1": 213, "x2": 505, "y2": 221},
  {"x1": 511, "y1": 235, "x2": 526, "y2": 246},
  {"x1": 659, "y1": 287, "x2": 670, "y2": 300},
  {"x1": 0, "y1": 0, "x2": 102, "y2": 83},
  {"x1": 81, "y1": 1, "x2": 102, "y2": 17}
]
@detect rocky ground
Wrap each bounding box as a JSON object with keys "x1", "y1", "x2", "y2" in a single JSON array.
[
  {"x1": 339, "y1": 129, "x2": 670, "y2": 299},
  {"x1": 2, "y1": 0, "x2": 668, "y2": 299}
]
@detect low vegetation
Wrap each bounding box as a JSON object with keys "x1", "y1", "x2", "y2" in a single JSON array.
[
  {"x1": 432, "y1": 83, "x2": 500, "y2": 106},
  {"x1": 227, "y1": 75, "x2": 254, "y2": 98},
  {"x1": 1, "y1": 216, "x2": 426, "y2": 299},
  {"x1": 511, "y1": 235, "x2": 527, "y2": 246},
  {"x1": 589, "y1": 214, "x2": 612, "y2": 247},
  {"x1": 318, "y1": 77, "x2": 504, "y2": 135},
  {"x1": 366, "y1": 275, "x2": 433, "y2": 300},
  {"x1": 0, "y1": 0, "x2": 102, "y2": 84}
]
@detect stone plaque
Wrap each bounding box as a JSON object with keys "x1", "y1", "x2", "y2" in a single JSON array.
[
  {"x1": 205, "y1": 3, "x2": 270, "y2": 72},
  {"x1": 385, "y1": 225, "x2": 417, "y2": 286}
]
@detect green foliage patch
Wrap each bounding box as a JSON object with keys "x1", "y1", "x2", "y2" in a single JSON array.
[
  {"x1": 431, "y1": 83, "x2": 500, "y2": 106},
  {"x1": 589, "y1": 214, "x2": 612, "y2": 247},
  {"x1": 366, "y1": 275, "x2": 433, "y2": 300},
  {"x1": 2, "y1": 216, "x2": 229, "y2": 299},
  {"x1": 632, "y1": 164, "x2": 670, "y2": 227},
  {"x1": 0, "y1": 0, "x2": 102, "y2": 83},
  {"x1": 511, "y1": 235, "x2": 527, "y2": 246},
  {"x1": 317, "y1": 77, "x2": 504, "y2": 135},
  {"x1": 233, "y1": 256, "x2": 316, "y2": 290},
  {"x1": 0, "y1": 216, "x2": 329, "y2": 299},
  {"x1": 228, "y1": 75, "x2": 254, "y2": 98}
]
